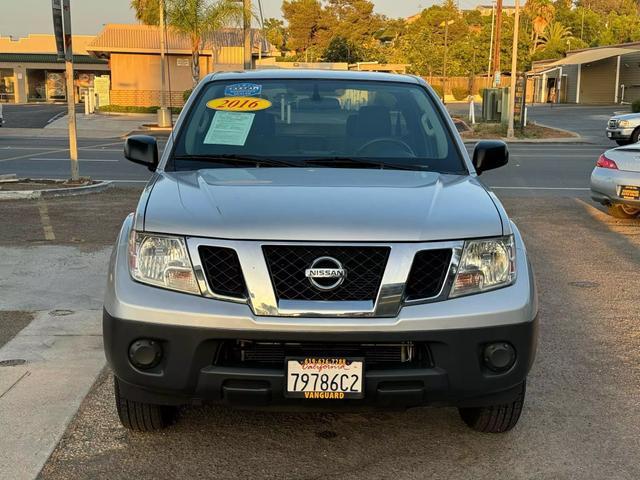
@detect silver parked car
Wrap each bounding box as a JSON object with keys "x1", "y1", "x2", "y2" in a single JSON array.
[
  {"x1": 591, "y1": 145, "x2": 640, "y2": 218},
  {"x1": 606, "y1": 113, "x2": 640, "y2": 145},
  {"x1": 104, "y1": 70, "x2": 538, "y2": 434}
]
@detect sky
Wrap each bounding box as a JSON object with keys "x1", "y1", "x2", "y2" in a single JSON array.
[{"x1": 0, "y1": 0, "x2": 451, "y2": 38}]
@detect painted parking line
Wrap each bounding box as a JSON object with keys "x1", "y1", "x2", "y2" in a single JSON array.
[
  {"x1": 0, "y1": 141, "x2": 124, "y2": 163},
  {"x1": 1, "y1": 158, "x2": 119, "y2": 164},
  {"x1": 491, "y1": 186, "x2": 590, "y2": 190},
  {"x1": 37, "y1": 201, "x2": 56, "y2": 241},
  {"x1": 46, "y1": 111, "x2": 66, "y2": 124}
]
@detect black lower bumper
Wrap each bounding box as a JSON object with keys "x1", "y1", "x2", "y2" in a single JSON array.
[{"x1": 104, "y1": 310, "x2": 538, "y2": 409}]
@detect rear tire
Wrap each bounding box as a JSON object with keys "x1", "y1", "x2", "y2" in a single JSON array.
[
  {"x1": 458, "y1": 381, "x2": 526, "y2": 433},
  {"x1": 607, "y1": 204, "x2": 640, "y2": 219},
  {"x1": 114, "y1": 377, "x2": 177, "y2": 431}
]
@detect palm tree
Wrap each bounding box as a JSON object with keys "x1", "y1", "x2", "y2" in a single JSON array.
[
  {"x1": 524, "y1": 0, "x2": 555, "y2": 54},
  {"x1": 131, "y1": 0, "x2": 246, "y2": 86},
  {"x1": 537, "y1": 22, "x2": 574, "y2": 52}
]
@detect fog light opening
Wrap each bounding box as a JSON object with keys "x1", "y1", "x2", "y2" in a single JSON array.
[
  {"x1": 483, "y1": 342, "x2": 516, "y2": 372},
  {"x1": 129, "y1": 339, "x2": 162, "y2": 370}
]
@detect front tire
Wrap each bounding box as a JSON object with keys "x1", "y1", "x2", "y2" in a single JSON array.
[
  {"x1": 458, "y1": 381, "x2": 526, "y2": 433},
  {"x1": 114, "y1": 377, "x2": 177, "y2": 431},
  {"x1": 607, "y1": 204, "x2": 640, "y2": 219}
]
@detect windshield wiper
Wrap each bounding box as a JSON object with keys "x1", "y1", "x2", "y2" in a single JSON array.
[
  {"x1": 301, "y1": 156, "x2": 425, "y2": 171},
  {"x1": 173, "y1": 154, "x2": 301, "y2": 168}
]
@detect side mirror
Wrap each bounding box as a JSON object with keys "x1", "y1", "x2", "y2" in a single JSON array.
[
  {"x1": 124, "y1": 135, "x2": 158, "y2": 172},
  {"x1": 472, "y1": 140, "x2": 509, "y2": 175}
]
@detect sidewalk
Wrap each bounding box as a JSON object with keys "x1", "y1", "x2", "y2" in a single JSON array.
[{"x1": 0, "y1": 113, "x2": 159, "y2": 139}]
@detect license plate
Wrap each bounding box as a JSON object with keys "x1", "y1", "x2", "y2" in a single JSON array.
[
  {"x1": 607, "y1": 132, "x2": 613, "y2": 138},
  {"x1": 285, "y1": 357, "x2": 364, "y2": 399},
  {"x1": 620, "y1": 185, "x2": 640, "y2": 200}
]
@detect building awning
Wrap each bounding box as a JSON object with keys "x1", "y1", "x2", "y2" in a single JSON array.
[
  {"x1": 0, "y1": 53, "x2": 107, "y2": 65},
  {"x1": 88, "y1": 24, "x2": 272, "y2": 56},
  {"x1": 543, "y1": 46, "x2": 640, "y2": 67}
]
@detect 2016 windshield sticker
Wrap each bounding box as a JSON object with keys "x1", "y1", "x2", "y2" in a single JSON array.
[
  {"x1": 203, "y1": 111, "x2": 255, "y2": 146},
  {"x1": 224, "y1": 82, "x2": 262, "y2": 97},
  {"x1": 206, "y1": 97, "x2": 272, "y2": 112}
]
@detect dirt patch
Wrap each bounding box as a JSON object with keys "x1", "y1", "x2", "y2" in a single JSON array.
[
  {"x1": 0, "y1": 178, "x2": 96, "y2": 192},
  {"x1": 0, "y1": 311, "x2": 33, "y2": 348},
  {"x1": 461, "y1": 122, "x2": 576, "y2": 140}
]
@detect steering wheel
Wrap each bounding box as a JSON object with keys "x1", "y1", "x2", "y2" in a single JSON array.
[{"x1": 355, "y1": 137, "x2": 416, "y2": 157}]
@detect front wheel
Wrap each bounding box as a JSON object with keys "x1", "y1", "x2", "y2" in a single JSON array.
[
  {"x1": 458, "y1": 381, "x2": 526, "y2": 433},
  {"x1": 114, "y1": 377, "x2": 177, "y2": 431},
  {"x1": 607, "y1": 204, "x2": 640, "y2": 219}
]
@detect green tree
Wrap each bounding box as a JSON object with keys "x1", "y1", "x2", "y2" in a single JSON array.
[
  {"x1": 322, "y1": 36, "x2": 362, "y2": 63},
  {"x1": 282, "y1": 0, "x2": 326, "y2": 60},
  {"x1": 532, "y1": 22, "x2": 576, "y2": 59},
  {"x1": 131, "y1": 0, "x2": 160, "y2": 24},
  {"x1": 131, "y1": 0, "x2": 245, "y2": 86},
  {"x1": 524, "y1": 0, "x2": 555, "y2": 53},
  {"x1": 263, "y1": 18, "x2": 288, "y2": 56}
]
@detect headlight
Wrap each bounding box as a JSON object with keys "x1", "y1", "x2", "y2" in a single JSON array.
[
  {"x1": 128, "y1": 231, "x2": 200, "y2": 294},
  {"x1": 449, "y1": 236, "x2": 516, "y2": 298},
  {"x1": 618, "y1": 120, "x2": 630, "y2": 128}
]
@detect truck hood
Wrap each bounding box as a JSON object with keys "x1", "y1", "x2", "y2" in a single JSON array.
[
  {"x1": 143, "y1": 168, "x2": 503, "y2": 242},
  {"x1": 611, "y1": 113, "x2": 640, "y2": 121}
]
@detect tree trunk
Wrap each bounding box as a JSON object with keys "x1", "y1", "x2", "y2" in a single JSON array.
[{"x1": 191, "y1": 35, "x2": 201, "y2": 87}]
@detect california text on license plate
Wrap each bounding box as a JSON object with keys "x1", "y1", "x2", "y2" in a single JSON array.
[
  {"x1": 620, "y1": 185, "x2": 640, "y2": 200},
  {"x1": 285, "y1": 357, "x2": 364, "y2": 399}
]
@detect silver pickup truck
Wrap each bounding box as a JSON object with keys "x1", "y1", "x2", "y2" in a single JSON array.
[
  {"x1": 606, "y1": 113, "x2": 640, "y2": 145},
  {"x1": 104, "y1": 70, "x2": 538, "y2": 434}
]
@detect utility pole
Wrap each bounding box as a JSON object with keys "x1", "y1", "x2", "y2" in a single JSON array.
[
  {"x1": 157, "y1": 0, "x2": 171, "y2": 127},
  {"x1": 61, "y1": 0, "x2": 79, "y2": 181},
  {"x1": 492, "y1": 0, "x2": 503, "y2": 87},
  {"x1": 243, "y1": 0, "x2": 252, "y2": 69},
  {"x1": 441, "y1": 19, "x2": 454, "y2": 103},
  {"x1": 487, "y1": 1, "x2": 495, "y2": 87},
  {"x1": 507, "y1": 0, "x2": 520, "y2": 139}
]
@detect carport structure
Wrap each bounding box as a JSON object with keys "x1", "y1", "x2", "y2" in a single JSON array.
[{"x1": 529, "y1": 42, "x2": 640, "y2": 104}]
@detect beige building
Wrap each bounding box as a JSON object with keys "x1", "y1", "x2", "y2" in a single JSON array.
[
  {"x1": 0, "y1": 34, "x2": 108, "y2": 103},
  {"x1": 87, "y1": 24, "x2": 276, "y2": 107}
]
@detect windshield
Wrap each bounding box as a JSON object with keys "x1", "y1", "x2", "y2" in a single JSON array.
[{"x1": 171, "y1": 78, "x2": 466, "y2": 173}]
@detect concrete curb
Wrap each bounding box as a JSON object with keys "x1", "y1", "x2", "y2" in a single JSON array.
[
  {"x1": 462, "y1": 122, "x2": 586, "y2": 144},
  {"x1": 0, "y1": 180, "x2": 112, "y2": 201},
  {"x1": 463, "y1": 137, "x2": 589, "y2": 144}
]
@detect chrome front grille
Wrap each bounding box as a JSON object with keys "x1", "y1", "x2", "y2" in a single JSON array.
[
  {"x1": 188, "y1": 238, "x2": 464, "y2": 317},
  {"x1": 262, "y1": 245, "x2": 390, "y2": 301},
  {"x1": 608, "y1": 119, "x2": 618, "y2": 128}
]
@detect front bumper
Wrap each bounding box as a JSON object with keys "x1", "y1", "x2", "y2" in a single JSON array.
[
  {"x1": 590, "y1": 167, "x2": 640, "y2": 207},
  {"x1": 104, "y1": 216, "x2": 538, "y2": 409},
  {"x1": 606, "y1": 127, "x2": 634, "y2": 140},
  {"x1": 105, "y1": 310, "x2": 538, "y2": 409}
]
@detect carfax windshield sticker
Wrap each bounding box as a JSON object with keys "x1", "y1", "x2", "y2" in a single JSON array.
[
  {"x1": 224, "y1": 82, "x2": 262, "y2": 97},
  {"x1": 203, "y1": 111, "x2": 255, "y2": 146},
  {"x1": 206, "y1": 97, "x2": 272, "y2": 112}
]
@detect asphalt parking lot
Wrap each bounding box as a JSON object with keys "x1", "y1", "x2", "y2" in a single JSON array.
[
  {"x1": 1, "y1": 187, "x2": 638, "y2": 479},
  {"x1": 0, "y1": 103, "x2": 83, "y2": 129}
]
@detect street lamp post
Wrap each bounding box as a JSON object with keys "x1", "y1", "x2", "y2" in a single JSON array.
[
  {"x1": 440, "y1": 19, "x2": 455, "y2": 103},
  {"x1": 243, "y1": 0, "x2": 252, "y2": 69},
  {"x1": 506, "y1": 0, "x2": 520, "y2": 139},
  {"x1": 157, "y1": 0, "x2": 171, "y2": 128}
]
